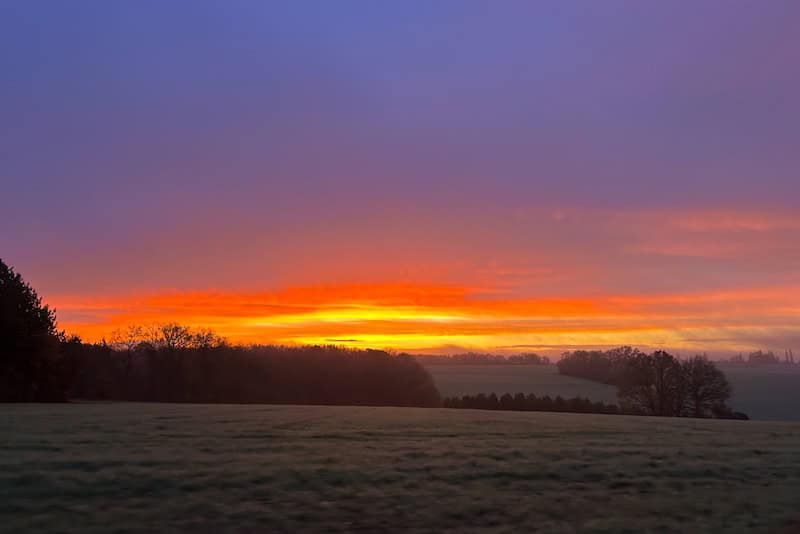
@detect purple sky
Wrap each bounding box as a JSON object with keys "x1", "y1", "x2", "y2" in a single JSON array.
[{"x1": 2, "y1": 2, "x2": 799, "y2": 353}]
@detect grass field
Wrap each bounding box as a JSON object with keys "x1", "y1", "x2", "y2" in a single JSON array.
[
  {"x1": 3, "y1": 403, "x2": 800, "y2": 533},
  {"x1": 424, "y1": 364, "x2": 617, "y2": 403},
  {"x1": 718, "y1": 365, "x2": 800, "y2": 422},
  {"x1": 424, "y1": 364, "x2": 800, "y2": 421}
]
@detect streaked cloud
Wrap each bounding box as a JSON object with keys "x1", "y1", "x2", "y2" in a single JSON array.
[
  {"x1": 52, "y1": 275, "x2": 800, "y2": 356},
  {"x1": 44, "y1": 207, "x2": 800, "y2": 355}
]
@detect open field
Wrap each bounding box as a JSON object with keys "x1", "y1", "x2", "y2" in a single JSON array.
[
  {"x1": 3, "y1": 404, "x2": 800, "y2": 533},
  {"x1": 425, "y1": 364, "x2": 800, "y2": 421},
  {"x1": 425, "y1": 364, "x2": 617, "y2": 403},
  {"x1": 718, "y1": 365, "x2": 800, "y2": 422}
]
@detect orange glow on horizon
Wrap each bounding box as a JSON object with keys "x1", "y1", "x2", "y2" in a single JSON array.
[{"x1": 50, "y1": 282, "x2": 800, "y2": 355}]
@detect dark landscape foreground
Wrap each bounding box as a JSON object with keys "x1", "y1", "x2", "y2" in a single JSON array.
[{"x1": 3, "y1": 404, "x2": 800, "y2": 533}]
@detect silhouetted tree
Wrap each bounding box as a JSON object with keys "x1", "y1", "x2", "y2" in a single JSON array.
[
  {"x1": 618, "y1": 351, "x2": 685, "y2": 416},
  {"x1": 682, "y1": 355, "x2": 731, "y2": 418},
  {"x1": 0, "y1": 259, "x2": 65, "y2": 401},
  {"x1": 152, "y1": 323, "x2": 193, "y2": 350}
]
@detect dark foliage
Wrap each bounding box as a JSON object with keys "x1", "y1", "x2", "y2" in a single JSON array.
[
  {"x1": 682, "y1": 355, "x2": 733, "y2": 418},
  {"x1": 558, "y1": 346, "x2": 739, "y2": 418},
  {"x1": 0, "y1": 259, "x2": 66, "y2": 401},
  {"x1": 415, "y1": 352, "x2": 550, "y2": 365},
  {"x1": 616, "y1": 352, "x2": 735, "y2": 418},
  {"x1": 64, "y1": 341, "x2": 442, "y2": 407},
  {"x1": 618, "y1": 351, "x2": 687, "y2": 416},
  {"x1": 444, "y1": 392, "x2": 620, "y2": 415},
  {"x1": 556, "y1": 346, "x2": 643, "y2": 384}
]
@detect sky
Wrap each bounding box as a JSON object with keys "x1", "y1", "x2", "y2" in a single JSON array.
[{"x1": 2, "y1": 1, "x2": 799, "y2": 356}]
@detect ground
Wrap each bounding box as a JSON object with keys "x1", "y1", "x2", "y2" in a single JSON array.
[{"x1": 3, "y1": 403, "x2": 800, "y2": 533}]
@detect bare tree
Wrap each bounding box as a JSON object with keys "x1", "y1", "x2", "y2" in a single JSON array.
[
  {"x1": 191, "y1": 328, "x2": 226, "y2": 349},
  {"x1": 156, "y1": 323, "x2": 194, "y2": 350},
  {"x1": 112, "y1": 323, "x2": 227, "y2": 351},
  {"x1": 109, "y1": 324, "x2": 145, "y2": 352},
  {"x1": 109, "y1": 325, "x2": 147, "y2": 393}
]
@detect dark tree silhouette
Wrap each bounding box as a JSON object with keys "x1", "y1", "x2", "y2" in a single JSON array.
[
  {"x1": 618, "y1": 351, "x2": 685, "y2": 416},
  {"x1": 556, "y1": 346, "x2": 644, "y2": 384},
  {"x1": 443, "y1": 392, "x2": 620, "y2": 415},
  {"x1": 64, "y1": 327, "x2": 443, "y2": 407},
  {"x1": 682, "y1": 355, "x2": 732, "y2": 418},
  {"x1": 0, "y1": 259, "x2": 65, "y2": 401},
  {"x1": 558, "y1": 346, "x2": 741, "y2": 419}
]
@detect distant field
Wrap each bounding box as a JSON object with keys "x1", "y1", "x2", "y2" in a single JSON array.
[
  {"x1": 424, "y1": 364, "x2": 617, "y2": 403},
  {"x1": 718, "y1": 364, "x2": 800, "y2": 421},
  {"x1": 3, "y1": 404, "x2": 800, "y2": 533},
  {"x1": 425, "y1": 364, "x2": 800, "y2": 421}
]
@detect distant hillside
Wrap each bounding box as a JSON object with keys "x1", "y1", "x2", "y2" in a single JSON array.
[
  {"x1": 718, "y1": 364, "x2": 800, "y2": 421},
  {"x1": 423, "y1": 363, "x2": 617, "y2": 404},
  {"x1": 425, "y1": 362, "x2": 800, "y2": 421}
]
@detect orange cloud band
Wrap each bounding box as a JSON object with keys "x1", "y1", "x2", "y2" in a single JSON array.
[{"x1": 50, "y1": 282, "x2": 800, "y2": 355}]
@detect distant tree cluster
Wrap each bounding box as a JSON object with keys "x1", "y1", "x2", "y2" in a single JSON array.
[
  {"x1": 557, "y1": 347, "x2": 746, "y2": 419},
  {"x1": 721, "y1": 350, "x2": 796, "y2": 366},
  {"x1": 415, "y1": 352, "x2": 551, "y2": 365},
  {"x1": 555, "y1": 346, "x2": 640, "y2": 384},
  {"x1": 444, "y1": 392, "x2": 619, "y2": 415}
]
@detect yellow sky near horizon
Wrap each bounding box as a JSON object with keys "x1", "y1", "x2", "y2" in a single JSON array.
[
  {"x1": 50, "y1": 281, "x2": 800, "y2": 356},
  {"x1": 10, "y1": 206, "x2": 796, "y2": 357}
]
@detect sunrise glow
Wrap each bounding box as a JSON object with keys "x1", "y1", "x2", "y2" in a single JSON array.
[
  {"x1": 36, "y1": 206, "x2": 800, "y2": 355},
  {"x1": 4, "y1": 2, "x2": 799, "y2": 358},
  {"x1": 52, "y1": 273, "x2": 800, "y2": 355}
]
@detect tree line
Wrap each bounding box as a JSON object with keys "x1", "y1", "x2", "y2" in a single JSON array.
[
  {"x1": 61, "y1": 338, "x2": 441, "y2": 407},
  {"x1": 444, "y1": 393, "x2": 620, "y2": 415},
  {"x1": 557, "y1": 347, "x2": 747, "y2": 419},
  {"x1": 720, "y1": 350, "x2": 797, "y2": 366},
  {"x1": 414, "y1": 352, "x2": 551, "y2": 365}
]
